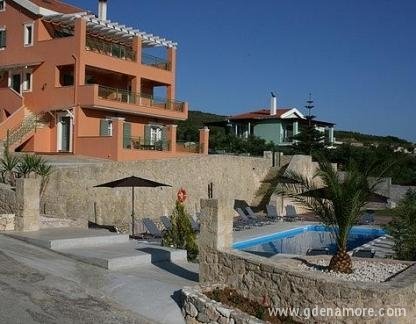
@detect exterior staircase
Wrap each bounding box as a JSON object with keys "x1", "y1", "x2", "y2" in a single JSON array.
[{"x1": 0, "y1": 107, "x2": 49, "y2": 153}]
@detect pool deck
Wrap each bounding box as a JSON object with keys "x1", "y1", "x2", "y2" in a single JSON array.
[{"x1": 233, "y1": 221, "x2": 317, "y2": 242}]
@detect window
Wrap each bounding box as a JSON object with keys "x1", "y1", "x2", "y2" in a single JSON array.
[
  {"x1": 23, "y1": 72, "x2": 32, "y2": 91},
  {"x1": 150, "y1": 126, "x2": 163, "y2": 145},
  {"x1": 100, "y1": 119, "x2": 113, "y2": 136},
  {"x1": 0, "y1": 1, "x2": 5, "y2": 11},
  {"x1": 0, "y1": 28, "x2": 6, "y2": 49},
  {"x1": 24, "y1": 23, "x2": 33, "y2": 46}
]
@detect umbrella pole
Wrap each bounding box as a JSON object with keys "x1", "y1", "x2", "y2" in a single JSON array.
[{"x1": 132, "y1": 186, "x2": 135, "y2": 237}]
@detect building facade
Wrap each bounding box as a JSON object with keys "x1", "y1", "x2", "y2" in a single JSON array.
[
  {"x1": 207, "y1": 97, "x2": 335, "y2": 146},
  {"x1": 0, "y1": 0, "x2": 209, "y2": 160}
]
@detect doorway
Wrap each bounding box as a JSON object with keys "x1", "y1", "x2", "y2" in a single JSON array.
[
  {"x1": 57, "y1": 113, "x2": 73, "y2": 152},
  {"x1": 12, "y1": 73, "x2": 21, "y2": 93}
]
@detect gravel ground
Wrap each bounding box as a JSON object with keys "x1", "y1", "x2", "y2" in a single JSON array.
[{"x1": 299, "y1": 259, "x2": 410, "y2": 283}]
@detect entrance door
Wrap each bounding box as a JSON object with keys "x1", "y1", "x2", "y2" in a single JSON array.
[
  {"x1": 60, "y1": 117, "x2": 71, "y2": 152},
  {"x1": 12, "y1": 74, "x2": 21, "y2": 93}
]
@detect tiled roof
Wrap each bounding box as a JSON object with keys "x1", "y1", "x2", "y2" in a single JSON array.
[
  {"x1": 229, "y1": 108, "x2": 291, "y2": 120},
  {"x1": 29, "y1": 0, "x2": 84, "y2": 14}
]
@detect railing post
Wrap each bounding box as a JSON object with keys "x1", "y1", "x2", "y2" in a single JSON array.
[{"x1": 6, "y1": 129, "x2": 9, "y2": 151}]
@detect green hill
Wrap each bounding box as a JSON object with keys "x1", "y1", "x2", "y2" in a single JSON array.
[{"x1": 334, "y1": 130, "x2": 412, "y2": 146}]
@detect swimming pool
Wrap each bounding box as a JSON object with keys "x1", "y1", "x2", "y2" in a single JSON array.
[{"x1": 233, "y1": 225, "x2": 385, "y2": 256}]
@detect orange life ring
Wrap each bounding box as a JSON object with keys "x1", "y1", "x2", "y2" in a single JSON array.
[{"x1": 177, "y1": 188, "x2": 187, "y2": 203}]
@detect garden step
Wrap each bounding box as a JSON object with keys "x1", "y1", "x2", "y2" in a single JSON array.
[
  {"x1": 55, "y1": 241, "x2": 187, "y2": 270},
  {"x1": 6, "y1": 228, "x2": 129, "y2": 249}
]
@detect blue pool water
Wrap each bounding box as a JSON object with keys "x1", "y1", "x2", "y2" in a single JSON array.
[{"x1": 233, "y1": 225, "x2": 385, "y2": 256}]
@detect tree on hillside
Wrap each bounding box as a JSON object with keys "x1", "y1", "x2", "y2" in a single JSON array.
[
  {"x1": 292, "y1": 126, "x2": 325, "y2": 154},
  {"x1": 292, "y1": 94, "x2": 325, "y2": 155},
  {"x1": 278, "y1": 157, "x2": 388, "y2": 273}
]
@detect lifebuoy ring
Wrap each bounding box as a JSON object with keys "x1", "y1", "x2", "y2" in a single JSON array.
[{"x1": 177, "y1": 188, "x2": 187, "y2": 203}]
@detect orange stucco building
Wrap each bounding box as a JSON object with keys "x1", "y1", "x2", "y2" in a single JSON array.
[{"x1": 0, "y1": 0, "x2": 209, "y2": 160}]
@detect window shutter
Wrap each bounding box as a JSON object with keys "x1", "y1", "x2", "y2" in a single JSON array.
[
  {"x1": 100, "y1": 119, "x2": 109, "y2": 136},
  {"x1": 144, "y1": 124, "x2": 151, "y2": 145},
  {"x1": 161, "y1": 126, "x2": 168, "y2": 150},
  {"x1": 0, "y1": 30, "x2": 6, "y2": 48},
  {"x1": 123, "y1": 122, "x2": 131, "y2": 148}
]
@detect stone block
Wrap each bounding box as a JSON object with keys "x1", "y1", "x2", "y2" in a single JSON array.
[{"x1": 15, "y1": 178, "x2": 40, "y2": 232}]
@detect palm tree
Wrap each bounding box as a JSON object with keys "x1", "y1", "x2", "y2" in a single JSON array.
[
  {"x1": 278, "y1": 158, "x2": 386, "y2": 273},
  {"x1": 0, "y1": 150, "x2": 20, "y2": 186}
]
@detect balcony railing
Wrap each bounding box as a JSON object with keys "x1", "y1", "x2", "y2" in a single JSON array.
[
  {"x1": 141, "y1": 53, "x2": 170, "y2": 71},
  {"x1": 176, "y1": 141, "x2": 202, "y2": 153},
  {"x1": 97, "y1": 85, "x2": 185, "y2": 112},
  {"x1": 129, "y1": 136, "x2": 170, "y2": 151},
  {"x1": 86, "y1": 36, "x2": 136, "y2": 61}
]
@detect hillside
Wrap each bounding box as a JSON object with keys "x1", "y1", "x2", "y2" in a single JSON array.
[{"x1": 334, "y1": 130, "x2": 412, "y2": 146}]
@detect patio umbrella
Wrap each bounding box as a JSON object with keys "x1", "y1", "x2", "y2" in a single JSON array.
[{"x1": 94, "y1": 176, "x2": 171, "y2": 236}]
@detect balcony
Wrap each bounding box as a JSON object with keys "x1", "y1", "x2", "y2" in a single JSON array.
[
  {"x1": 78, "y1": 84, "x2": 187, "y2": 120},
  {"x1": 86, "y1": 36, "x2": 136, "y2": 61},
  {"x1": 85, "y1": 36, "x2": 171, "y2": 71},
  {"x1": 141, "y1": 53, "x2": 170, "y2": 71},
  {"x1": 98, "y1": 86, "x2": 185, "y2": 112}
]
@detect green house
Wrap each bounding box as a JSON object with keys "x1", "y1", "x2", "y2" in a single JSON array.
[{"x1": 207, "y1": 107, "x2": 335, "y2": 146}]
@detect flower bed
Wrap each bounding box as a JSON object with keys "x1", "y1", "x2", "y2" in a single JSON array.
[{"x1": 181, "y1": 284, "x2": 298, "y2": 324}]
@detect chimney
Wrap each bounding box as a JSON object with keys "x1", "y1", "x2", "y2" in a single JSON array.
[
  {"x1": 98, "y1": 0, "x2": 107, "y2": 21},
  {"x1": 270, "y1": 92, "x2": 277, "y2": 115}
]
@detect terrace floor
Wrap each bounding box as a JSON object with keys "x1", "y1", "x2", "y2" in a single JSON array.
[{"x1": 0, "y1": 234, "x2": 197, "y2": 324}]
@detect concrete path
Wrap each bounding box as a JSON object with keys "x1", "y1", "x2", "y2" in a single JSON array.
[{"x1": 0, "y1": 234, "x2": 198, "y2": 324}]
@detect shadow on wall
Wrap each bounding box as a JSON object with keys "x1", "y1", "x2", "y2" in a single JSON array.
[{"x1": 233, "y1": 199, "x2": 249, "y2": 211}]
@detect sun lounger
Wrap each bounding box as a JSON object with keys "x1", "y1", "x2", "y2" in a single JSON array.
[
  {"x1": 236, "y1": 208, "x2": 251, "y2": 223},
  {"x1": 188, "y1": 216, "x2": 200, "y2": 232},
  {"x1": 266, "y1": 204, "x2": 282, "y2": 221},
  {"x1": 284, "y1": 205, "x2": 302, "y2": 222},
  {"x1": 360, "y1": 211, "x2": 375, "y2": 225},
  {"x1": 353, "y1": 249, "x2": 375, "y2": 258},
  {"x1": 233, "y1": 208, "x2": 255, "y2": 230},
  {"x1": 306, "y1": 248, "x2": 330, "y2": 256},
  {"x1": 245, "y1": 207, "x2": 272, "y2": 225},
  {"x1": 142, "y1": 218, "x2": 163, "y2": 238},
  {"x1": 160, "y1": 216, "x2": 172, "y2": 231}
]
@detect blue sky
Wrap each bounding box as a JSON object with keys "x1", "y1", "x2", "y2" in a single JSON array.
[{"x1": 67, "y1": 0, "x2": 415, "y2": 142}]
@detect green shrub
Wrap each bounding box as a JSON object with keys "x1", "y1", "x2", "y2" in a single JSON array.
[
  {"x1": 162, "y1": 201, "x2": 198, "y2": 261},
  {"x1": 386, "y1": 190, "x2": 416, "y2": 260}
]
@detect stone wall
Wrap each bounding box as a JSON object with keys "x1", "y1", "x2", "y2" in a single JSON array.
[
  {"x1": 197, "y1": 198, "x2": 416, "y2": 323},
  {"x1": 182, "y1": 285, "x2": 263, "y2": 324},
  {"x1": 390, "y1": 184, "x2": 416, "y2": 203},
  {"x1": 270, "y1": 155, "x2": 337, "y2": 216},
  {"x1": 0, "y1": 214, "x2": 15, "y2": 231},
  {"x1": 40, "y1": 155, "x2": 272, "y2": 227},
  {"x1": 0, "y1": 184, "x2": 16, "y2": 214}
]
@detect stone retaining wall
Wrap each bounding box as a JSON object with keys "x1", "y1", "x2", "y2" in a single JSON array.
[
  {"x1": 200, "y1": 248, "x2": 416, "y2": 323},
  {"x1": 0, "y1": 184, "x2": 16, "y2": 214},
  {"x1": 181, "y1": 285, "x2": 263, "y2": 324},
  {"x1": 197, "y1": 198, "x2": 416, "y2": 323},
  {"x1": 0, "y1": 214, "x2": 15, "y2": 231},
  {"x1": 40, "y1": 155, "x2": 272, "y2": 227}
]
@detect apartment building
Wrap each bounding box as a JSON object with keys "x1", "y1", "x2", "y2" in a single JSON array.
[{"x1": 0, "y1": 0, "x2": 209, "y2": 160}]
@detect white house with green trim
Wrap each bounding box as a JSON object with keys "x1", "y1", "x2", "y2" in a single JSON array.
[{"x1": 207, "y1": 99, "x2": 335, "y2": 146}]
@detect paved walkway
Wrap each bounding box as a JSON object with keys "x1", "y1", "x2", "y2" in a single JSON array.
[{"x1": 0, "y1": 234, "x2": 198, "y2": 324}]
